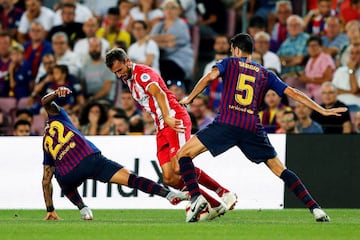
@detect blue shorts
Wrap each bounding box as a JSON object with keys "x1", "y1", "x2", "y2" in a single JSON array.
[
  {"x1": 197, "y1": 122, "x2": 277, "y2": 164},
  {"x1": 56, "y1": 153, "x2": 123, "y2": 187}
]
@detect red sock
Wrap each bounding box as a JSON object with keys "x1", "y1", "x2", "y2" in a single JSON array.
[
  {"x1": 195, "y1": 167, "x2": 229, "y2": 197},
  {"x1": 200, "y1": 189, "x2": 220, "y2": 208}
]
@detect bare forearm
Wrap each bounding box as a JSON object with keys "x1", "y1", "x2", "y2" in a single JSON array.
[
  {"x1": 285, "y1": 87, "x2": 325, "y2": 114},
  {"x1": 42, "y1": 166, "x2": 54, "y2": 210}
]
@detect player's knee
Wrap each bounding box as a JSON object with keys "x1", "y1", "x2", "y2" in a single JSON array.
[{"x1": 162, "y1": 176, "x2": 177, "y2": 186}]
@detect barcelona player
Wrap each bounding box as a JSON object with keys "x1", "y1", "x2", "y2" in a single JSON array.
[
  {"x1": 178, "y1": 33, "x2": 347, "y2": 222},
  {"x1": 105, "y1": 48, "x2": 237, "y2": 221},
  {"x1": 41, "y1": 86, "x2": 188, "y2": 220}
]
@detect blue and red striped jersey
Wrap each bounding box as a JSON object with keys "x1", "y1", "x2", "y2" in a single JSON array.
[
  {"x1": 42, "y1": 108, "x2": 100, "y2": 176},
  {"x1": 214, "y1": 57, "x2": 288, "y2": 132}
]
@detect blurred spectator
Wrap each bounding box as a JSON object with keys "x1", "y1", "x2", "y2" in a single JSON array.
[
  {"x1": 321, "y1": 16, "x2": 349, "y2": 59},
  {"x1": 96, "y1": 7, "x2": 131, "y2": 48},
  {"x1": 278, "y1": 15, "x2": 309, "y2": 76},
  {"x1": 0, "y1": 109, "x2": 9, "y2": 135},
  {"x1": 12, "y1": 119, "x2": 31, "y2": 136},
  {"x1": 166, "y1": 79, "x2": 187, "y2": 102},
  {"x1": 79, "y1": 101, "x2": 108, "y2": 135},
  {"x1": 128, "y1": 20, "x2": 160, "y2": 73},
  {"x1": 142, "y1": 108, "x2": 156, "y2": 135},
  {"x1": 294, "y1": 101, "x2": 323, "y2": 133},
  {"x1": 202, "y1": 34, "x2": 230, "y2": 113},
  {"x1": 23, "y1": 22, "x2": 53, "y2": 79},
  {"x1": 127, "y1": 0, "x2": 164, "y2": 33},
  {"x1": 80, "y1": 37, "x2": 117, "y2": 104},
  {"x1": 82, "y1": 0, "x2": 117, "y2": 23},
  {"x1": 150, "y1": 0, "x2": 194, "y2": 90},
  {"x1": 7, "y1": 44, "x2": 33, "y2": 99},
  {"x1": 15, "y1": 107, "x2": 33, "y2": 124},
  {"x1": 353, "y1": 110, "x2": 360, "y2": 133},
  {"x1": 0, "y1": 0, "x2": 24, "y2": 39},
  {"x1": 189, "y1": 94, "x2": 213, "y2": 130},
  {"x1": 196, "y1": 0, "x2": 227, "y2": 38},
  {"x1": 29, "y1": 53, "x2": 55, "y2": 113},
  {"x1": 112, "y1": 113, "x2": 130, "y2": 135},
  {"x1": 298, "y1": 35, "x2": 335, "y2": 103},
  {"x1": 304, "y1": 0, "x2": 337, "y2": 36},
  {"x1": 259, "y1": 89, "x2": 290, "y2": 133},
  {"x1": 17, "y1": 0, "x2": 55, "y2": 43},
  {"x1": 100, "y1": 106, "x2": 125, "y2": 135},
  {"x1": 53, "y1": 0, "x2": 92, "y2": 26},
  {"x1": 40, "y1": 64, "x2": 85, "y2": 114},
  {"x1": 36, "y1": 31, "x2": 82, "y2": 80},
  {"x1": 281, "y1": 109, "x2": 298, "y2": 134},
  {"x1": 270, "y1": 1, "x2": 292, "y2": 52},
  {"x1": 254, "y1": 31, "x2": 281, "y2": 74},
  {"x1": 47, "y1": 2, "x2": 85, "y2": 49},
  {"x1": 73, "y1": 16, "x2": 110, "y2": 64},
  {"x1": 178, "y1": 0, "x2": 197, "y2": 26},
  {"x1": 117, "y1": 0, "x2": 134, "y2": 31},
  {"x1": 68, "y1": 109, "x2": 80, "y2": 129},
  {"x1": 338, "y1": 20, "x2": 360, "y2": 67},
  {"x1": 332, "y1": 43, "x2": 360, "y2": 112},
  {"x1": 311, "y1": 82, "x2": 352, "y2": 133},
  {"x1": 0, "y1": 32, "x2": 12, "y2": 97},
  {"x1": 120, "y1": 88, "x2": 144, "y2": 133},
  {"x1": 339, "y1": 0, "x2": 360, "y2": 25}
]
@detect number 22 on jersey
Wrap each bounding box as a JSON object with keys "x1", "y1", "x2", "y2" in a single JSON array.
[{"x1": 44, "y1": 121, "x2": 75, "y2": 159}]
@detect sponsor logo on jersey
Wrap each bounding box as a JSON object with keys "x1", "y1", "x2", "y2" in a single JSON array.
[{"x1": 140, "y1": 73, "x2": 150, "y2": 82}]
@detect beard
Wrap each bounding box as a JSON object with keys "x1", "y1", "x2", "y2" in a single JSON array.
[{"x1": 89, "y1": 51, "x2": 101, "y2": 60}]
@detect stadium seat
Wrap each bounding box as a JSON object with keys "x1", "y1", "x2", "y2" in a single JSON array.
[
  {"x1": 31, "y1": 114, "x2": 46, "y2": 135},
  {"x1": 0, "y1": 97, "x2": 17, "y2": 115},
  {"x1": 17, "y1": 97, "x2": 32, "y2": 109}
]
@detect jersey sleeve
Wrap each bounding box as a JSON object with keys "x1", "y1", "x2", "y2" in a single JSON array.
[
  {"x1": 267, "y1": 70, "x2": 288, "y2": 97},
  {"x1": 135, "y1": 68, "x2": 159, "y2": 92},
  {"x1": 214, "y1": 58, "x2": 227, "y2": 76},
  {"x1": 42, "y1": 150, "x2": 54, "y2": 166}
]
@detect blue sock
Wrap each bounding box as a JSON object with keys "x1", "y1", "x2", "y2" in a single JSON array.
[
  {"x1": 179, "y1": 157, "x2": 201, "y2": 200},
  {"x1": 280, "y1": 169, "x2": 320, "y2": 211}
]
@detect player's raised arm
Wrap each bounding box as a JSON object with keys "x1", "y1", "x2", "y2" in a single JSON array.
[
  {"x1": 42, "y1": 165, "x2": 60, "y2": 220},
  {"x1": 180, "y1": 67, "x2": 220, "y2": 106},
  {"x1": 41, "y1": 87, "x2": 72, "y2": 116},
  {"x1": 284, "y1": 86, "x2": 347, "y2": 116}
]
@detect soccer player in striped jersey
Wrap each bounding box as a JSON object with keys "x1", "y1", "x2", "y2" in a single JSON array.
[
  {"x1": 41, "y1": 87, "x2": 189, "y2": 220},
  {"x1": 105, "y1": 48, "x2": 237, "y2": 221},
  {"x1": 177, "y1": 33, "x2": 347, "y2": 222}
]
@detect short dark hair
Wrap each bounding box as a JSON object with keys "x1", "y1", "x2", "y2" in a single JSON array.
[
  {"x1": 13, "y1": 119, "x2": 31, "y2": 130},
  {"x1": 230, "y1": 33, "x2": 254, "y2": 54},
  {"x1": 113, "y1": 113, "x2": 129, "y2": 124},
  {"x1": 133, "y1": 20, "x2": 148, "y2": 30},
  {"x1": 16, "y1": 108, "x2": 33, "y2": 118},
  {"x1": 105, "y1": 48, "x2": 128, "y2": 69},
  {"x1": 306, "y1": 35, "x2": 323, "y2": 46},
  {"x1": 108, "y1": 7, "x2": 120, "y2": 16},
  {"x1": 54, "y1": 64, "x2": 69, "y2": 76},
  {"x1": 283, "y1": 110, "x2": 298, "y2": 121}
]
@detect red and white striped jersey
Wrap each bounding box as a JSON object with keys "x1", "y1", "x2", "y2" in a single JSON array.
[{"x1": 124, "y1": 64, "x2": 185, "y2": 131}]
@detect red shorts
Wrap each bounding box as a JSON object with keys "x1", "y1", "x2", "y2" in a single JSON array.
[{"x1": 156, "y1": 111, "x2": 191, "y2": 166}]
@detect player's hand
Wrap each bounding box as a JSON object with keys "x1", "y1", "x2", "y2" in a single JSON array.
[
  {"x1": 44, "y1": 211, "x2": 60, "y2": 220},
  {"x1": 322, "y1": 107, "x2": 348, "y2": 116},
  {"x1": 164, "y1": 116, "x2": 185, "y2": 133},
  {"x1": 179, "y1": 97, "x2": 192, "y2": 107},
  {"x1": 56, "y1": 87, "x2": 72, "y2": 98}
]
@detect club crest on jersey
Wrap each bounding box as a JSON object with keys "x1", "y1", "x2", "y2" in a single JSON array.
[{"x1": 140, "y1": 73, "x2": 150, "y2": 82}]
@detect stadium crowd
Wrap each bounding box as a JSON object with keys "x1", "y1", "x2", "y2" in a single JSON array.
[{"x1": 1, "y1": 0, "x2": 360, "y2": 136}]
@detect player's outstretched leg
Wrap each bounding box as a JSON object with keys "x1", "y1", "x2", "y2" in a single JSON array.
[
  {"x1": 280, "y1": 169, "x2": 330, "y2": 222},
  {"x1": 127, "y1": 174, "x2": 188, "y2": 205}
]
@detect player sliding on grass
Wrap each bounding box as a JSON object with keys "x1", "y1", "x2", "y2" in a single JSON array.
[
  {"x1": 41, "y1": 87, "x2": 188, "y2": 220},
  {"x1": 105, "y1": 48, "x2": 237, "y2": 221},
  {"x1": 177, "y1": 33, "x2": 347, "y2": 222}
]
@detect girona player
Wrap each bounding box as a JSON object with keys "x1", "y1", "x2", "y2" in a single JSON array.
[{"x1": 105, "y1": 48, "x2": 237, "y2": 221}]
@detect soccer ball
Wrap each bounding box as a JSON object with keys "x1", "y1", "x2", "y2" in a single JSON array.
[{"x1": 185, "y1": 202, "x2": 210, "y2": 221}]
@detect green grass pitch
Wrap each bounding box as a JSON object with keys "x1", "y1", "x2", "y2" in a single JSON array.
[{"x1": 0, "y1": 209, "x2": 359, "y2": 240}]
